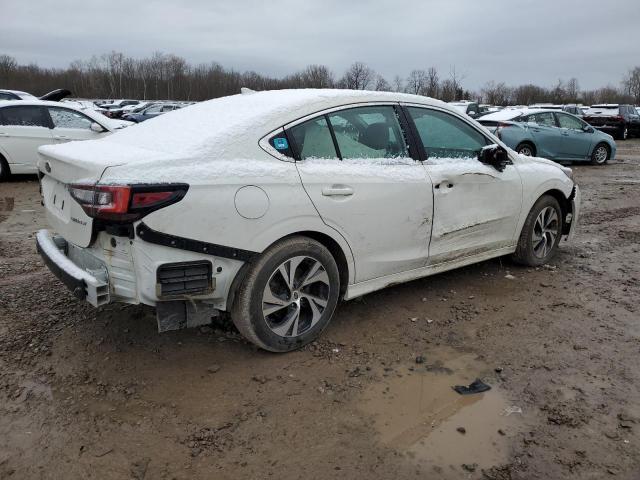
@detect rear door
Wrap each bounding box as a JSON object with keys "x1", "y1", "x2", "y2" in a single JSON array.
[
  {"x1": 0, "y1": 105, "x2": 54, "y2": 171},
  {"x1": 522, "y1": 112, "x2": 563, "y2": 159},
  {"x1": 555, "y1": 112, "x2": 592, "y2": 159},
  {"x1": 47, "y1": 106, "x2": 109, "y2": 143},
  {"x1": 291, "y1": 104, "x2": 434, "y2": 282},
  {"x1": 404, "y1": 105, "x2": 523, "y2": 264}
]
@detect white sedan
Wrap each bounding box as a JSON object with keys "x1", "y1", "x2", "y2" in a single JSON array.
[
  {"x1": 0, "y1": 100, "x2": 131, "y2": 180},
  {"x1": 35, "y1": 89, "x2": 580, "y2": 352}
]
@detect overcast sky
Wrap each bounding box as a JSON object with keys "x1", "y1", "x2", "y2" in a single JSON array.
[{"x1": 2, "y1": 0, "x2": 639, "y2": 91}]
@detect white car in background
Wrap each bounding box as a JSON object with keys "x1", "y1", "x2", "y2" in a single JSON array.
[
  {"x1": 0, "y1": 100, "x2": 131, "y2": 180},
  {"x1": 35, "y1": 89, "x2": 580, "y2": 352}
]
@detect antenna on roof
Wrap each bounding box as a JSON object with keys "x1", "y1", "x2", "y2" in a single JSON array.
[{"x1": 240, "y1": 87, "x2": 256, "y2": 95}]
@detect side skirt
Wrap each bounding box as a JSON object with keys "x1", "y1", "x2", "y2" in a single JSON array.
[{"x1": 344, "y1": 246, "x2": 516, "y2": 300}]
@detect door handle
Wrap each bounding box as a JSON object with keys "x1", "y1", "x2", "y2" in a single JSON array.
[
  {"x1": 322, "y1": 185, "x2": 354, "y2": 197},
  {"x1": 0, "y1": 132, "x2": 7, "y2": 136},
  {"x1": 435, "y1": 181, "x2": 454, "y2": 190},
  {"x1": 561, "y1": 132, "x2": 569, "y2": 136},
  {"x1": 54, "y1": 135, "x2": 70, "y2": 140}
]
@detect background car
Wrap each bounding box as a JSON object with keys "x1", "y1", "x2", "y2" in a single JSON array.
[
  {"x1": 122, "y1": 102, "x2": 183, "y2": 122},
  {"x1": 479, "y1": 108, "x2": 616, "y2": 164},
  {"x1": 35, "y1": 89, "x2": 579, "y2": 352},
  {"x1": 0, "y1": 100, "x2": 131, "y2": 180},
  {"x1": 448, "y1": 100, "x2": 481, "y2": 118},
  {"x1": 583, "y1": 104, "x2": 640, "y2": 140},
  {"x1": 0, "y1": 88, "x2": 72, "y2": 102}
]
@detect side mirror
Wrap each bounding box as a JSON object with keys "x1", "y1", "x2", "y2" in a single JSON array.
[
  {"x1": 478, "y1": 144, "x2": 509, "y2": 172},
  {"x1": 583, "y1": 125, "x2": 594, "y2": 133},
  {"x1": 90, "y1": 122, "x2": 106, "y2": 133}
]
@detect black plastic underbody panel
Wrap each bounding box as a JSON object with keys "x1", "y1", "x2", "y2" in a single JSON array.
[{"x1": 136, "y1": 222, "x2": 258, "y2": 262}]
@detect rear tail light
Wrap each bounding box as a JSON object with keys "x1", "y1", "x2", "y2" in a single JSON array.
[{"x1": 69, "y1": 183, "x2": 188, "y2": 222}]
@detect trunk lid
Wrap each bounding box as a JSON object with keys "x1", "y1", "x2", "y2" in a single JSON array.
[
  {"x1": 38, "y1": 147, "x2": 115, "y2": 248},
  {"x1": 37, "y1": 139, "x2": 178, "y2": 247}
]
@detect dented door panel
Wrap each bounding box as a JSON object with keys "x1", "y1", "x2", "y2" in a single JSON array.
[{"x1": 424, "y1": 159, "x2": 523, "y2": 264}]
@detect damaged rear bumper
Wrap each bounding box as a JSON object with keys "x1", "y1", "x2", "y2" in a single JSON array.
[{"x1": 36, "y1": 229, "x2": 109, "y2": 307}]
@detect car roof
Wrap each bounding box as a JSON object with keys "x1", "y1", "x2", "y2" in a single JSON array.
[{"x1": 39, "y1": 88, "x2": 454, "y2": 162}]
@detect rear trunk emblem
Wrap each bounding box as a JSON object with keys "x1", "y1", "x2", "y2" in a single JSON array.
[{"x1": 45, "y1": 162, "x2": 51, "y2": 173}]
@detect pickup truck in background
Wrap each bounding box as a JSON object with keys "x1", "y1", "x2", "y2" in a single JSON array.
[{"x1": 583, "y1": 104, "x2": 640, "y2": 140}]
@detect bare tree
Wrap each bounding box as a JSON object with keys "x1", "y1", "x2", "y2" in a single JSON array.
[
  {"x1": 392, "y1": 75, "x2": 404, "y2": 93},
  {"x1": 565, "y1": 78, "x2": 580, "y2": 103},
  {"x1": 300, "y1": 65, "x2": 334, "y2": 88},
  {"x1": 448, "y1": 65, "x2": 465, "y2": 100},
  {"x1": 405, "y1": 69, "x2": 427, "y2": 95},
  {"x1": 340, "y1": 62, "x2": 374, "y2": 90},
  {"x1": 374, "y1": 75, "x2": 391, "y2": 92},
  {"x1": 425, "y1": 67, "x2": 439, "y2": 98},
  {"x1": 481, "y1": 81, "x2": 511, "y2": 105},
  {"x1": 623, "y1": 67, "x2": 640, "y2": 104}
]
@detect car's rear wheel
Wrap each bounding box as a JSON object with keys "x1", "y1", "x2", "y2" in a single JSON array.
[
  {"x1": 0, "y1": 155, "x2": 10, "y2": 182},
  {"x1": 516, "y1": 142, "x2": 535, "y2": 157},
  {"x1": 618, "y1": 126, "x2": 628, "y2": 140},
  {"x1": 231, "y1": 236, "x2": 340, "y2": 352},
  {"x1": 512, "y1": 195, "x2": 563, "y2": 267},
  {"x1": 590, "y1": 143, "x2": 610, "y2": 165}
]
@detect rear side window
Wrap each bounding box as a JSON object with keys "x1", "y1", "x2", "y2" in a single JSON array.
[
  {"x1": 0, "y1": 106, "x2": 50, "y2": 127},
  {"x1": 407, "y1": 107, "x2": 487, "y2": 159},
  {"x1": 49, "y1": 107, "x2": 94, "y2": 129},
  {"x1": 327, "y1": 106, "x2": 408, "y2": 159},
  {"x1": 556, "y1": 113, "x2": 583, "y2": 130},
  {"x1": 523, "y1": 112, "x2": 556, "y2": 127},
  {"x1": 289, "y1": 116, "x2": 337, "y2": 160}
]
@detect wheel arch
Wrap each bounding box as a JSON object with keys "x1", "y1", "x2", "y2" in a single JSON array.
[
  {"x1": 226, "y1": 229, "x2": 353, "y2": 311},
  {"x1": 539, "y1": 188, "x2": 573, "y2": 235},
  {"x1": 516, "y1": 140, "x2": 537, "y2": 156}
]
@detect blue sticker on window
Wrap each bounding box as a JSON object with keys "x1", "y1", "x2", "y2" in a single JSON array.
[{"x1": 273, "y1": 137, "x2": 289, "y2": 150}]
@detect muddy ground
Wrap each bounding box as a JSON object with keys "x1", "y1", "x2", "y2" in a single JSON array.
[{"x1": 1, "y1": 140, "x2": 640, "y2": 480}]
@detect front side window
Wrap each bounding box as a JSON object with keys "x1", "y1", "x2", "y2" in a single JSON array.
[
  {"x1": 327, "y1": 106, "x2": 407, "y2": 159},
  {"x1": 289, "y1": 116, "x2": 337, "y2": 160},
  {"x1": 0, "y1": 106, "x2": 49, "y2": 127},
  {"x1": 407, "y1": 107, "x2": 487, "y2": 159},
  {"x1": 556, "y1": 113, "x2": 583, "y2": 130},
  {"x1": 49, "y1": 108, "x2": 94, "y2": 129},
  {"x1": 524, "y1": 112, "x2": 556, "y2": 127}
]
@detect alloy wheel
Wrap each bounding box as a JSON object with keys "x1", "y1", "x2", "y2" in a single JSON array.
[
  {"x1": 262, "y1": 256, "x2": 331, "y2": 337},
  {"x1": 518, "y1": 146, "x2": 533, "y2": 156},
  {"x1": 594, "y1": 145, "x2": 608, "y2": 164},
  {"x1": 532, "y1": 206, "x2": 559, "y2": 259}
]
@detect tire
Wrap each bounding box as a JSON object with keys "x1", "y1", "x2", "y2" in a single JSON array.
[
  {"x1": 231, "y1": 236, "x2": 340, "y2": 352},
  {"x1": 590, "y1": 143, "x2": 610, "y2": 165},
  {"x1": 512, "y1": 195, "x2": 563, "y2": 267},
  {"x1": 516, "y1": 142, "x2": 535, "y2": 157},
  {"x1": 617, "y1": 126, "x2": 628, "y2": 140},
  {"x1": 0, "y1": 155, "x2": 9, "y2": 182}
]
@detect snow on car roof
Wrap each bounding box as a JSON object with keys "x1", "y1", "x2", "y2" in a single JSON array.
[
  {"x1": 479, "y1": 108, "x2": 550, "y2": 122},
  {"x1": 40, "y1": 89, "x2": 447, "y2": 164}
]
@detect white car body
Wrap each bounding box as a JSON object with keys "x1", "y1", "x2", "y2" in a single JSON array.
[
  {"x1": 0, "y1": 89, "x2": 38, "y2": 100},
  {"x1": 0, "y1": 100, "x2": 132, "y2": 176},
  {"x1": 35, "y1": 89, "x2": 579, "y2": 349}
]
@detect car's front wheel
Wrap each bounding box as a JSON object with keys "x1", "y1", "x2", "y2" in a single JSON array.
[
  {"x1": 231, "y1": 236, "x2": 340, "y2": 352},
  {"x1": 590, "y1": 143, "x2": 610, "y2": 165},
  {"x1": 512, "y1": 195, "x2": 563, "y2": 267}
]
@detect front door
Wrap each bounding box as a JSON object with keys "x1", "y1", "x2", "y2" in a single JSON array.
[
  {"x1": 290, "y1": 105, "x2": 433, "y2": 282},
  {"x1": 404, "y1": 105, "x2": 523, "y2": 264},
  {"x1": 47, "y1": 107, "x2": 107, "y2": 143},
  {"x1": 555, "y1": 112, "x2": 592, "y2": 159}
]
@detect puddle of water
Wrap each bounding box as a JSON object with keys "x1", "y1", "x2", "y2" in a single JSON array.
[{"x1": 360, "y1": 351, "x2": 519, "y2": 475}]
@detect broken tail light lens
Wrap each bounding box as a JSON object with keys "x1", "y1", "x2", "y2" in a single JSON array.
[{"x1": 69, "y1": 183, "x2": 188, "y2": 222}]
